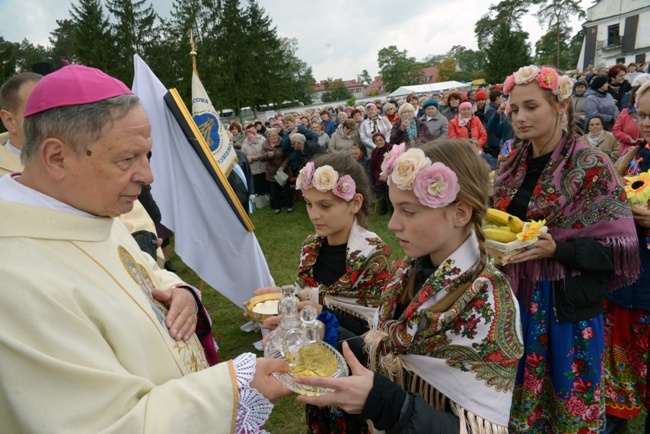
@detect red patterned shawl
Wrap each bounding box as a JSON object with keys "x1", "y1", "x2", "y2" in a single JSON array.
[{"x1": 494, "y1": 133, "x2": 639, "y2": 296}]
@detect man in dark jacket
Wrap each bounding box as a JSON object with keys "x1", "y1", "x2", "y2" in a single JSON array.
[
  {"x1": 484, "y1": 90, "x2": 504, "y2": 158},
  {"x1": 281, "y1": 113, "x2": 319, "y2": 174},
  {"x1": 289, "y1": 133, "x2": 326, "y2": 171}
]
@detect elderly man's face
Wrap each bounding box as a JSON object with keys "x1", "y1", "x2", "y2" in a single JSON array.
[
  {"x1": 291, "y1": 140, "x2": 304, "y2": 151},
  {"x1": 64, "y1": 105, "x2": 153, "y2": 217}
]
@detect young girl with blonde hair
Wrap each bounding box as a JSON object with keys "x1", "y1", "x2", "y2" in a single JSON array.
[
  {"x1": 257, "y1": 151, "x2": 392, "y2": 433},
  {"x1": 299, "y1": 139, "x2": 524, "y2": 433}
]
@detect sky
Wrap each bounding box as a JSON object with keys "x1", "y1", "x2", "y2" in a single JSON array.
[{"x1": 0, "y1": 0, "x2": 594, "y2": 82}]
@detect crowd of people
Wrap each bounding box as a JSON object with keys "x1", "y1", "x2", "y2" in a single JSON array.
[{"x1": 1, "y1": 58, "x2": 650, "y2": 434}]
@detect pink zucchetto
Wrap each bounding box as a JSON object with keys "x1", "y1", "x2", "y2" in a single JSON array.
[{"x1": 24, "y1": 65, "x2": 133, "y2": 117}]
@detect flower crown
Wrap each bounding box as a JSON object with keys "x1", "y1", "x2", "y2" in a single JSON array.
[
  {"x1": 635, "y1": 81, "x2": 650, "y2": 109},
  {"x1": 379, "y1": 143, "x2": 460, "y2": 208},
  {"x1": 503, "y1": 65, "x2": 573, "y2": 102},
  {"x1": 296, "y1": 162, "x2": 356, "y2": 201}
]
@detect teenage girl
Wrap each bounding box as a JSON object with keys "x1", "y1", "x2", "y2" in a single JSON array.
[
  {"x1": 256, "y1": 151, "x2": 392, "y2": 434},
  {"x1": 299, "y1": 140, "x2": 524, "y2": 433}
]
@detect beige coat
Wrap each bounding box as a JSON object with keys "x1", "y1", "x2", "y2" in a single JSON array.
[{"x1": 582, "y1": 131, "x2": 621, "y2": 161}]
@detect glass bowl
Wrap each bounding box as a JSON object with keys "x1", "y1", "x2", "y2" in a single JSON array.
[{"x1": 272, "y1": 342, "x2": 349, "y2": 396}]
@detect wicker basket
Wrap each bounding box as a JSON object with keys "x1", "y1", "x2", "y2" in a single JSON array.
[{"x1": 486, "y1": 239, "x2": 535, "y2": 266}]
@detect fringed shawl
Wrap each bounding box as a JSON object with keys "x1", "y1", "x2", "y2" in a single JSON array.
[
  {"x1": 294, "y1": 221, "x2": 391, "y2": 305},
  {"x1": 366, "y1": 233, "x2": 523, "y2": 426},
  {"x1": 494, "y1": 133, "x2": 639, "y2": 297}
]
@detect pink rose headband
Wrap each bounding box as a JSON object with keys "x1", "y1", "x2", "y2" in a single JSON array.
[
  {"x1": 379, "y1": 144, "x2": 460, "y2": 208},
  {"x1": 503, "y1": 65, "x2": 572, "y2": 102},
  {"x1": 296, "y1": 162, "x2": 356, "y2": 202}
]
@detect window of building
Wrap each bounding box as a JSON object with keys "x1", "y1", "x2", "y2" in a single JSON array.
[
  {"x1": 636, "y1": 53, "x2": 646, "y2": 64},
  {"x1": 607, "y1": 24, "x2": 621, "y2": 47},
  {"x1": 616, "y1": 57, "x2": 625, "y2": 64}
]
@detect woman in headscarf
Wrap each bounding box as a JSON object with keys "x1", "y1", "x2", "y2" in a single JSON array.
[
  {"x1": 448, "y1": 101, "x2": 487, "y2": 151},
  {"x1": 495, "y1": 65, "x2": 638, "y2": 433}
]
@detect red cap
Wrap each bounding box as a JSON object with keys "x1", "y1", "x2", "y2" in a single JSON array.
[
  {"x1": 24, "y1": 65, "x2": 132, "y2": 117},
  {"x1": 475, "y1": 90, "x2": 488, "y2": 100}
]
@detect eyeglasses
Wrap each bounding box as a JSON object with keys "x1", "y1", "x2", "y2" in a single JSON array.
[{"x1": 632, "y1": 112, "x2": 650, "y2": 125}]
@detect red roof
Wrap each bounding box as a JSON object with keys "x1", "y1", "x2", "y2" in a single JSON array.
[
  {"x1": 364, "y1": 76, "x2": 385, "y2": 96},
  {"x1": 421, "y1": 66, "x2": 439, "y2": 84}
]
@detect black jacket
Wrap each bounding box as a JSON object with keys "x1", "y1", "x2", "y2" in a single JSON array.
[
  {"x1": 297, "y1": 140, "x2": 327, "y2": 170},
  {"x1": 552, "y1": 238, "x2": 614, "y2": 322},
  {"x1": 361, "y1": 372, "x2": 459, "y2": 433}
]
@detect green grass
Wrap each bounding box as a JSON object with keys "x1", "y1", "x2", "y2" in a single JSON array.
[
  {"x1": 169, "y1": 200, "x2": 400, "y2": 433},
  {"x1": 171, "y1": 201, "x2": 647, "y2": 433}
]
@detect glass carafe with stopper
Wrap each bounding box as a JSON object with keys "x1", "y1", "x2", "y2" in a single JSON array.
[
  {"x1": 282, "y1": 305, "x2": 338, "y2": 377},
  {"x1": 263, "y1": 285, "x2": 301, "y2": 359}
]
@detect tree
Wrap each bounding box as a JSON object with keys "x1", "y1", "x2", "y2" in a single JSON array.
[
  {"x1": 356, "y1": 69, "x2": 372, "y2": 85},
  {"x1": 421, "y1": 53, "x2": 446, "y2": 67},
  {"x1": 447, "y1": 45, "x2": 486, "y2": 73},
  {"x1": 475, "y1": 0, "x2": 530, "y2": 51},
  {"x1": 533, "y1": 0, "x2": 585, "y2": 67},
  {"x1": 321, "y1": 80, "x2": 352, "y2": 103},
  {"x1": 377, "y1": 45, "x2": 423, "y2": 93},
  {"x1": 13, "y1": 39, "x2": 50, "y2": 73},
  {"x1": 49, "y1": 19, "x2": 77, "y2": 69},
  {"x1": 567, "y1": 29, "x2": 585, "y2": 71},
  {"x1": 484, "y1": 21, "x2": 531, "y2": 83},
  {"x1": 436, "y1": 58, "x2": 457, "y2": 82},
  {"x1": 156, "y1": 0, "x2": 214, "y2": 102},
  {"x1": 0, "y1": 36, "x2": 18, "y2": 86},
  {"x1": 69, "y1": 0, "x2": 115, "y2": 72},
  {"x1": 106, "y1": 0, "x2": 158, "y2": 84},
  {"x1": 535, "y1": 28, "x2": 576, "y2": 69}
]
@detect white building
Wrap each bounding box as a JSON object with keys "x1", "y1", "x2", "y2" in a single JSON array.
[{"x1": 578, "y1": 0, "x2": 649, "y2": 71}]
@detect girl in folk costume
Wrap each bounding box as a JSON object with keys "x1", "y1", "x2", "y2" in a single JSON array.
[
  {"x1": 362, "y1": 140, "x2": 524, "y2": 433},
  {"x1": 257, "y1": 151, "x2": 391, "y2": 434},
  {"x1": 495, "y1": 65, "x2": 639, "y2": 433},
  {"x1": 604, "y1": 81, "x2": 650, "y2": 434}
]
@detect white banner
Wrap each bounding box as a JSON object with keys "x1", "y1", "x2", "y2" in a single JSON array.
[
  {"x1": 191, "y1": 72, "x2": 236, "y2": 176},
  {"x1": 132, "y1": 55, "x2": 274, "y2": 308}
]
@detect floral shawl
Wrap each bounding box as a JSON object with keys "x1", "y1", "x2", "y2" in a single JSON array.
[
  {"x1": 367, "y1": 233, "x2": 523, "y2": 426},
  {"x1": 494, "y1": 133, "x2": 638, "y2": 296},
  {"x1": 294, "y1": 220, "x2": 391, "y2": 305}
]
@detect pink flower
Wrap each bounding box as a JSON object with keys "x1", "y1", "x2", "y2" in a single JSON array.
[
  {"x1": 529, "y1": 302, "x2": 538, "y2": 314},
  {"x1": 379, "y1": 143, "x2": 406, "y2": 181},
  {"x1": 581, "y1": 327, "x2": 595, "y2": 340},
  {"x1": 571, "y1": 358, "x2": 586, "y2": 376},
  {"x1": 523, "y1": 369, "x2": 543, "y2": 395},
  {"x1": 536, "y1": 67, "x2": 559, "y2": 91},
  {"x1": 567, "y1": 395, "x2": 587, "y2": 417},
  {"x1": 412, "y1": 162, "x2": 460, "y2": 208},
  {"x1": 296, "y1": 161, "x2": 314, "y2": 191},
  {"x1": 582, "y1": 404, "x2": 600, "y2": 423},
  {"x1": 526, "y1": 352, "x2": 544, "y2": 369},
  {"x1": 332, "y1": 175, "x2": 356, "y2": 201},
  {"x1": 503, "y1": 74, "x2": 516, "y2": 94},
  {"x1": 573, "y1": 378, "x2": 593, "y2": 394}
]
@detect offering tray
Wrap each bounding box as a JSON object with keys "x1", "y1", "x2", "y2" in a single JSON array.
[{"x1": 271, "y1": 342, "x2": 349, "y2": 396}]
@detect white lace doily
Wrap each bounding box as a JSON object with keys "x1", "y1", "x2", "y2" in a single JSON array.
[{"x1": 233, "y1": 353, "x2": 273, "y2": 433}]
